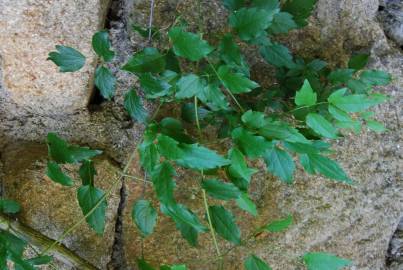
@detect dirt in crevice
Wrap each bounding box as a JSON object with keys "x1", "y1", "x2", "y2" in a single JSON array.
[{"x1": 386, "y1": 217, "x2": 403, "y2": 270}]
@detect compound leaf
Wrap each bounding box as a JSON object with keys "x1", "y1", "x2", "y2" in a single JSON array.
[
  {"x1": 232, "y1": 127, "x2": 273, "y2": 159},
  {"x1": 282, "y1": 0, "x2": 317, "y2": 27},
  {"x1": 236, "y1": 193, "x2": 257, "y2": 216},
  {"x1": 348, "y1": 54, "x2": 369, "y2": 70},
  {"x1": 269, "y1": 12, "x2": 297, "y2": 34},
  {"x1": 78, "y1": 160, "x2": 96, "y2": 186},
  {"x1": 360, "y1": 70, "x2": 391, "y2": 86},
  {"x1": 0, "y1": 199, "x2": 21, "y2": 214},
  {"x1": 260, "y1": 43, "x2": 294, "y2": 68}
]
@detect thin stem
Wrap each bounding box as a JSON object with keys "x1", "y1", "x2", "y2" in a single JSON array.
[
  {"x1": 202, "y1": 189, "x2": 221, "y2": 258},
  {"x1": 288, "y1": 101, "x2": 329, "y2": 113},
  {"x1": 147, "y1": 0, "x2": 155, "y2": 44},
  {"x1": 194, "y1": 96, "x2": 202, "y2": 139},
  {"x1": 206, "y1": 58, "x2": 245, "y2": 113},
  {"x1": 120, "y1": 174, "x2": 152, "y2": 184},
  {"x1": 40, "y1": 151, "x2": 137, "y2": 255}
]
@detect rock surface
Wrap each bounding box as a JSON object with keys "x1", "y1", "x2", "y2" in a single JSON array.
[
  {"x1": 0, "y1": 0, "x2": 402, "y2": 269},
  {"x1": 0, "y1": 0, "x2": 109, "y2": 114}
]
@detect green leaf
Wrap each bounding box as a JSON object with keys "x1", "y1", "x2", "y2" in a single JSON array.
[
  {"x1": 0, "y1": 230, "x2": 26, "y2": 256},
  {"x1": 168, "y1": 27, "x2": 213, "y2": 61},
  {"x1": 260, "y1": 43, "x2": 295, "y2": 68},
  {"x1": 306, "y1": 113, "x2": 338, "y2": 139},
  {"x1": 236, "y1": 193, "x2": 257, "y2": 216},
  {"x1": 251, "y1": 0, "x2": 280, "y2": 11},
  {"x1": 132, "y1": 24, "x2": 160, "y2": 39},
  {"x1": 282, "y1": 0, "x2": 317, "y2": 27},
  {"x1": 284, "y1": 142, "x2": 321, "y2": 154},
  {"x1": 46, "y1": 161, "x2": 73, "y2": 186},
  {"x1": 306, "y1": 154, "x2": 352, "y2": 184},
  {"x1": 328, "y1": 105, "x2": 353, "y2": 122},
  {"x1": 209, "y1": 205, "x2": 241, "y2": 245},
  {"x1": 229, "y1": 8, "x2": 274, "y2": 41},
  {"x1": 151, "y1": 162, "x2": 176, "y2": 205},
  {"x1": 303, "y1": 252, "x2": 352, "y2": 270},
  {"x1": 176, "y1": 74, "x2": 205, "y2": 99},
  {"x1": 25, "y1": 255, "x2": 53, "y2": 266},
  {"x1": 263, "y1": 147, "x2": 295, "y2": 184},
  {"x1": 219, "y1": 34, "x2": 242, "y2": 66},
  {"x1": 0, "y1": 199, "x2": 21, "y2": 214},
  {"x1": 77, "y1": 185, "x2": 107, "y2": 235},
  {"x1": 132, "y1": 199, "x2": 157, "y2": 237},
  {"x1": 260, "y1": 215, "x2": 293, "y2": 232},
  {"x1": 156, "y1": 134, "x2": 184, "y2": 160},
  {"x1": 348, "y1": 54, "x2": 369, "y2": 70},
  {"x1": 232, "y1": 127, "x2": 273, "y2": 159},
  {"x1": 160, "y1": 265, "x2": 187, "y2": 270},
  {"x1": 222, "y1": 0, "x2": 245, "y2": 10},
  {"x1": 217, "y1": 65, "x2": 259, "y2": 94},
  {"x1": 159, "y1": 117, "x2": 193, "y2": 143},
  {"x1": 244, "y1": 255, "x2": 272, "y2": 270},
  {"x1": 47, "y1": 45, "x2": 85, "y2": 72},
  {"x1": 269, "y1": 12, "x2": 297, "y2": 34},
  {"x1": 227, "y1": 148, "x2": 258, "y2": 185},
  {"x1": 139, "y1": 73, "x2": 171, "y2": 99},
  {"x1": 241, "y1": 110, "x2": 266, "y2": 129},
  {"x1": 176, "y1": 143, "x2": 231, "y2": 170},
  {"x1": 295, "y1": 79, "x2": 317, "y2": 106},
  {"x1": 92, "y1": 30, "x2": 115, "y2": 62},
  {"x1": 95, "y1": 66, "x2": 116, "y2": 99},
  {"x1": 161, "y1": 204, "x2": 207, "y2": 232},
  {"x1": 197, "y1": 83, "x2": 230, "y2": 111},
  {"x1": 328, "y1": 89, "x2": 386, "y2": 113},
  {"x1": 367, "y1": 120, "x2": 386, "y2": 133},
  {"x1": 360, "y1": 70, "x2": 391, "y2": 86},
  {"x1": 47, "y1": 133, "x2": 102, "y2": 164},
  {"x1": 79, "y1": 160, "x2": 96, "y2": 186},
  {"x1": 347, "y1": 79, "x2": 371, "y2": 94},
  {"x1": 139, "y1": 142, "x2": 159, "y2": 173},
  {"x1": 202, "y1": 179, "x2": 241, "y2": 200},
  {"x1": 258, "y1": 120, "x2": 310, "y2": 143},
  {"x1": 160, "y1": 205, "x2": 199, "y2": 246},
  {"x1": 328, "y1": 69, "x2": 355, "y2": 84},
  {"x1": 137, "y1": 259, "x2": 156, "y2": 270},
  {"x1": 124, "y1": 89, "x2": 148, "y2": 123},
  {"x1": 122, "y1": 47, "x2": 166, "y2": 74}
]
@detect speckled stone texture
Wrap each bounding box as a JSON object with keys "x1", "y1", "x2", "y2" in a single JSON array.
[
  {"x1": 0, "y1": 0, "x2": 109, "y2": 114},
  {"x1": 120, "y1": 1, "x2": 403, "y2": 270},
  {"x1": 0, "y1": 0, "x2": 402, "y2": 269}
]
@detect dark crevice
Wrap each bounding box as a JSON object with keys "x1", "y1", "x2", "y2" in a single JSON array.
[
  {"x1": 386, "y1": 216, "x2": 403, "y2": 269},
  {"x1": 103, "y1": 0, "x2": 133, "y2": 269}
]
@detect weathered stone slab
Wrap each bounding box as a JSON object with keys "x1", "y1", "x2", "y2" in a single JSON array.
[
  {"x1": 1, "y1": 142, "x2": 121, "y2": 269},
  {"x1": 120, "y1": 1, "x2": 403, "y2": 269},
  {"x1": 0, "y1": 0, "x2": 109, "y2": 114}
]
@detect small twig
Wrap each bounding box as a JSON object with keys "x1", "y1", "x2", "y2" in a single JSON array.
[
  {"x1": 147, "y1": 0, "x2": 155, "y2": 44},
  {"x1": 0, "y1": 215, "x2": 97, "y2": 269}
]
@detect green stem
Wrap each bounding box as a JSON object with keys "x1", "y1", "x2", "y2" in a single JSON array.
[
  {"x1": 40, "y1": 150, "x2": 137, "y2": 255},
  {"x1": 206, "y1": 58, "x2": 245, "y2": 113},
  {"x1": 202, "y1": 189, "x2": 221, "y2": 258},
  {"x1": 288, "y1": 101, "x2": 329, "y2": 113},
  {"x1": 194, "y1": 96, "x2": 202, "y2": 139}
]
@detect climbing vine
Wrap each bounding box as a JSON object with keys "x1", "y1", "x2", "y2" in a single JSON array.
[{"x1": 0, "y1": 0, "x2": 392, "y2": 269}]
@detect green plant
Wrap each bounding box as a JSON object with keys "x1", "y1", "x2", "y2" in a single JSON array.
[{"x1": 2, "y1": 0, "x2": 392, "y2": 269}]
